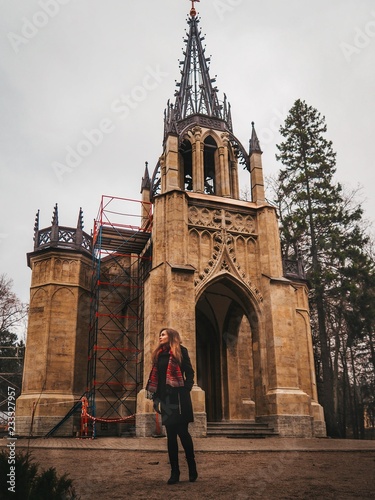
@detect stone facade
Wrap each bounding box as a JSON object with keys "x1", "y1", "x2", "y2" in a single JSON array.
[{"x1": 136, "y1": 121, "x2": 326, "y2": 438}]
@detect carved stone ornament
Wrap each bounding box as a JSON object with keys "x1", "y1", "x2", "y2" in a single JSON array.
[
  {"x1": 188, "y1": 205, "x2": 257, "y2": 234},
  {"x1": 194, "y1": 229, "x2": 263, "y2": 303}
]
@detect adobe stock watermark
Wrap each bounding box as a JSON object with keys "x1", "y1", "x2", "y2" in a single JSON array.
[
  {"x1": 340, "y1": 11, "x2": 375, "y2": 62},
  {"x1": 257, "y1": 106, "x2": 288, "y2": 147},
  {"x1": 51, "y1": 65, "x2": 168, "y2": 182},
  {"x1": 7, "y1": 386, "x2": 17, "y2": 494},
  {"x1": 213, "y1": 0, "x2": 243, "y2": 21},
  {"x1": 7, "y1": 0, "x2": 72, "y2": 55}
]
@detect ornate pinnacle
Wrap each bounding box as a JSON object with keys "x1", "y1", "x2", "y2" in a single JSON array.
[
  {"x1": 33, "y1": 210, "x2": 40, "y2": 243},
  {"x1": 249, "y1": 122, "x2": 263, "y2": 155},
  {"x1": 141, "y1": 162, "x2": 151, "y2": 192},
  {"x1": 77, "y1": 207, "x2": 84, "y2": 230},
  {"x1": 51, "y1": 203, "x2": 59, "y2": 226}
]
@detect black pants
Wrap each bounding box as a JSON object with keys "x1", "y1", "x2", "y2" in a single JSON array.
[{"x1": 165, "y1": 423, "x2": 195, "y2": 465}]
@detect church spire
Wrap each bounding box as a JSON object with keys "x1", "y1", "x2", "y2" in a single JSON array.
[{"x1": 169, "y1": 4, "x2": 231, "y2": 129}]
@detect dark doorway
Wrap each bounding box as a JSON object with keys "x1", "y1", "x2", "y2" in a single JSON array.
[
  {"x1": 196, "y1": 309, "x2": 222, "y2": 421},
  {"x1": 196, "y1": 278, "x2": 257, "y2": 422}
]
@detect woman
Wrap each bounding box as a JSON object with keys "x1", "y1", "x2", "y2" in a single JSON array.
[{"x1": 146, "y1": 327, "x2": 198, "y2": 485}]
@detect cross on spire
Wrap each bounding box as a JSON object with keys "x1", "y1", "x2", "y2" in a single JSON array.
[{"x1": 189, "y1": 0, "x2": 200, "y2": 18}]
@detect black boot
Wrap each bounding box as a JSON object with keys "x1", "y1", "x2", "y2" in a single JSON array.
[
  {"x1": 167, "y1": 463, "x2": 180, "y2": 485},
  {"x1": 187, "y1": 457, "x2": 198, "y2": 482}
]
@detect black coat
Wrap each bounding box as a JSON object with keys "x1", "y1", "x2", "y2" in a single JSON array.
[{"x1": 153, "y1": 345, "x2": 194, "y2": 426}]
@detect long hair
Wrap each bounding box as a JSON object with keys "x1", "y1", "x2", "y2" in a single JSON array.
[{"x1": 151, "y1": 327, "x2": 183, "y2": 365}]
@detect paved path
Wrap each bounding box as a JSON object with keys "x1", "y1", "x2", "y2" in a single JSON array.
[{"x1": 2, "y1": 436, "x2": 375, "y2": 452}]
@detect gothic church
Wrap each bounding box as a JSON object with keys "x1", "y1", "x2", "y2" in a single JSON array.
[{"x1": 16, "y1": 4, "x2": 326, "y2": 439}]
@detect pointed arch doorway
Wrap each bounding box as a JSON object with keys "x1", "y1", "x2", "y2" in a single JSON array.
[{"x1": 196, "y1": 278, "x2": 259, "y2": 423}]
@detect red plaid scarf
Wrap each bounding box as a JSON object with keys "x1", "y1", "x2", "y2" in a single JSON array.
[{"x1": 146, "y1": 346, "x2": 184, "y2": 394}]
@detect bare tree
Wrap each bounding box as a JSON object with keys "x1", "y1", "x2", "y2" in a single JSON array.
[
  {"x1": 0, "y1": 274, "x2": 28, "y2": 426},
  {"x1": 0, "y1": 274, "x2": 28, "y2": 335}
]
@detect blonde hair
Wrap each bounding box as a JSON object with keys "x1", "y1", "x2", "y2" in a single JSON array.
[{"x1": 151, "y1": 327, "x2": 183, "y2": 365}]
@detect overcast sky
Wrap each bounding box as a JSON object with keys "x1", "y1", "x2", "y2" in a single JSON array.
[{"x1": 1, "y1": 0, "x2": 374, "y2": 304}]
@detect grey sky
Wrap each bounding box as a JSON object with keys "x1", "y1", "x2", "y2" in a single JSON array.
[{"x1": 1, "y1": 0, "x2": 374, "y2": 304}]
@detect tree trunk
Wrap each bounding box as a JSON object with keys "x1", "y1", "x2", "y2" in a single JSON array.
[
  {"x1": 368, "y1": 329, "x2": 375, "y2": 372},
  {"x1": 350, "y1": 346, "x2": 360, "y2": 439},
  {"x1": 316, "y1": 291, "x2": 336, "y2": 436},
  {"x1": 341, "y1": 351, "x2": 347, "y2": 438}
]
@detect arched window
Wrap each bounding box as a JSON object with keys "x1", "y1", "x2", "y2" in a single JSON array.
[
  {"x1": 204, "y1": 136, "x2": 217, "y2": 195},
  {"x1": 180, "y1": 139, "x2": 193, "y2": 191}
]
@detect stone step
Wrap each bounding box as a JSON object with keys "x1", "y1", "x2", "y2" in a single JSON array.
[
  {"x1": 207, "y1": 421, "x2": 278, "y2": 438},
  {"x1": 207, "y1": 422, "x2": 273, "y2": 430}
]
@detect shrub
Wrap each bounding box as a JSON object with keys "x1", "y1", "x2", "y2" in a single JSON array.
[{"x1": 0, "y1": 449, "x2": 79, "y2": 499}]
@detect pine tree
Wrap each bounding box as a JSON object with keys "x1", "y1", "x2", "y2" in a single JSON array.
[{"x1": 275, "y1": 99, "x2": 373, "y2": 437}]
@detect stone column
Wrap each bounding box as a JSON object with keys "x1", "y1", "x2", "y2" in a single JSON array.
[
  {"x1": 220, "y1": 132, "x2": 231, "y2": 198},
  {"x1": 192, "y1": 126, "x2": 204, "y2": 193},
  {"x1": 230, "y1": 159, "x2": 240, "y2": 199},
  {"x1": 164, "y1": 134, "x2": 180, "y2": 192},
  {"x1": 250, "y1": 151, "x2": 265, "y2": 204},
  {"x1": 16, "y1": 250, "x2": 92, "y2": 436},
  {"x1": 259, "y1": 276, "x2": 314, "y2": 437}
]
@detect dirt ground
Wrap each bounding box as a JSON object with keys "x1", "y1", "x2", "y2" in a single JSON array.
[{"x1": 22, "y1": 448, "x2": 375, "y2": 500}]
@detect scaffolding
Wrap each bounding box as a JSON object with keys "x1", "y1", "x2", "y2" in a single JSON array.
[{"x1": 86, "y1": 196, "x2": 152, "y2": 436}]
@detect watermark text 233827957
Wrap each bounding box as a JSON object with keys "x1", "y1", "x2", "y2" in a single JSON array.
[{"x1": 7, "y1": 387, "x2": 17, "y2": 493}]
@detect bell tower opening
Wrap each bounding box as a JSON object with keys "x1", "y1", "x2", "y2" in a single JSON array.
[
  {"x1": 180, "y1": 139, "x2": 193, "y2": 191},
  {"x1": 203, "y1": 136, "x2": 217, "y2": 195}
]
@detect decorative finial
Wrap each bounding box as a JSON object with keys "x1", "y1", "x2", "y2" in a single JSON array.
[
  {"x1": 77, "y1": 207, "x2": 84, "y2": 230},
  {"x1": 34, "y1": 210, "x2": 40, "y2": 232},
  {"x1": 189, "y1": 0, "x2": 200, "y2": 18},
  {"x1": 51, "y1": 203, "x2": 59, "y2": 226},
  {"x1": 33, "y1": 210, "x2": 40, "y2": 243}
]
